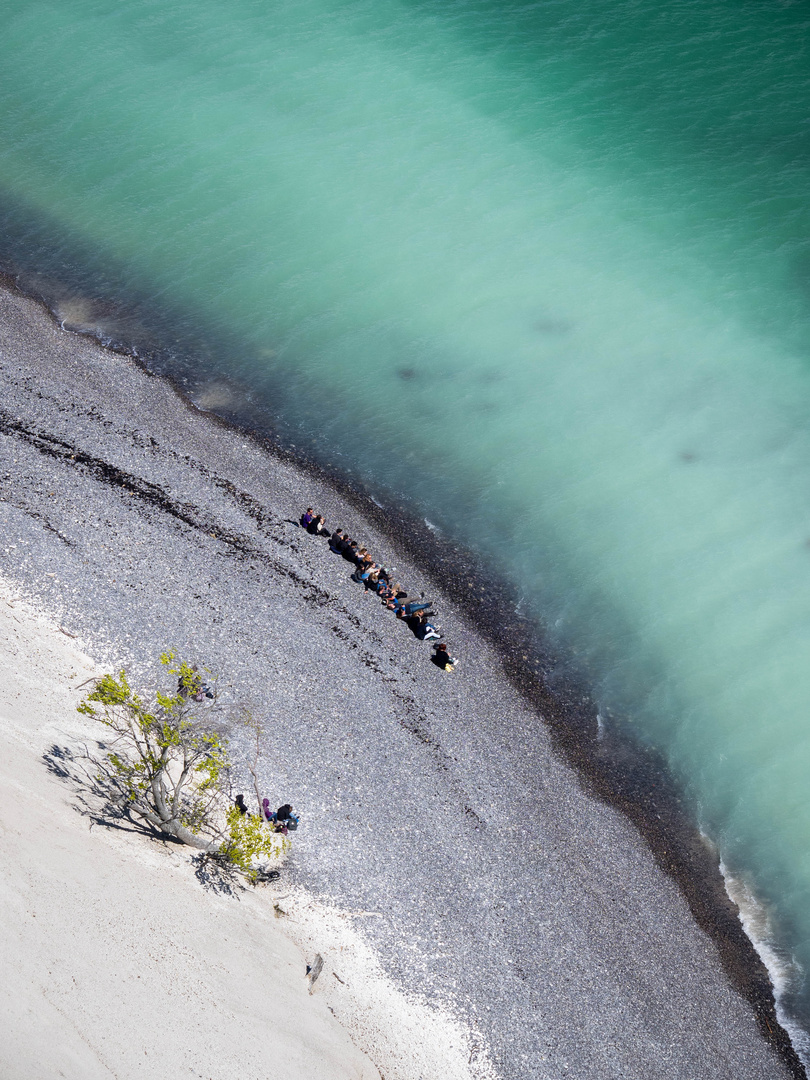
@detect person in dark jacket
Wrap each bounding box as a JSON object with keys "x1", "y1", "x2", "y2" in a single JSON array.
[
  {"x1": 330, "y1": 529, "x2": 346, "y2": 553},
  {"x1": 272, "y1": 803, "x2": 299, "y2": 834},
  {"x1": 431, "y1": 643, "x2": 457, "y2": 671}
]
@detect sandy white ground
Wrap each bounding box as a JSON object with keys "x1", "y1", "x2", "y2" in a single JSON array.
[{"x1": 0, "y1": 581, "x2": 492, "y2": 1080}]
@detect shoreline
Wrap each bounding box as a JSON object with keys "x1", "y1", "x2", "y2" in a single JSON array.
[
  {"x1": 256, "y1": 429, "x2": 806, "y2": 1071},
  {"x1": 0, "y1": 274, "x2": 801, "y2": 1078}
]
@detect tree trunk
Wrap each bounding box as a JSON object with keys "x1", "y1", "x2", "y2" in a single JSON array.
[
  {"x1": 131, "y1": 801, "x2": 219, "y2": 852},
  {"x1": 162, "y1": 818, "x2": 219, "y2": 851}
]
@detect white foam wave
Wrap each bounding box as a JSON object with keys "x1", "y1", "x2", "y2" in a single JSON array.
[
  {"x1": 596, "y1": 711, "x2": 605, "y2": 741},
  {"x1": 718, "y1": 855, "x2": 810, "y2": 1069}
]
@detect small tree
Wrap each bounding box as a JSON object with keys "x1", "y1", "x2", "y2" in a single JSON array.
[{"x1": 77, "y1": 652, "x2": 287, "y2": 875}]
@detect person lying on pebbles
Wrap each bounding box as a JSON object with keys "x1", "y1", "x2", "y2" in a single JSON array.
[
  {"x1": 411, "y1": 611, "x2": 441, "y2": 640},
  {"x1": 395, "y1": 599, "x2": 433, "y2": 617},
  {"x1": 381, "y1": 582, "x2": 407, "y2": 607},
  {"x1": 377, "y1": 580, "x2": 394, "y2": 601}
]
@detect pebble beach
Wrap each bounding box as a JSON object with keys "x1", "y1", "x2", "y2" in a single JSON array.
[{"x1": 0, "y1": 281, "x2": 799, "y2": 1079}]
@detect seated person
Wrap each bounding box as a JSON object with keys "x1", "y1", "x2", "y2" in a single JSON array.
[
  {"x1": 330, "y1": 529, "x2": 346, "y2": 553},
  {"x1": 431, "y1": 643, "x2": 458, "y2": 671},
  {"x1": 359, "y1": 560, "x2": 378, "y2": 583},
  {"x1": 352, "y1": 557, "x2": 372, "y2": 582},
  {"x1": 375, "y1": 569, "x2": 393, "y2": 591},
  {"x1": 300, "y1": 508, "x2": 314, "y2": 529},
  {"x1": 308, "y1": 514, "x2": 330, "y2": 537},
  {"x1": 272, "y1": 803, "x2": 299, "y2": 834}
]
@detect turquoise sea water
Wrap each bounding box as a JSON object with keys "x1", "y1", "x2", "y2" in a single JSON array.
[{"x1": 4, "y1": 0, "x2": 810, "y2": 1048}]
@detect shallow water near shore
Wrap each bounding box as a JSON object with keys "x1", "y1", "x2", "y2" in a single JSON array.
[{"x1": 4, "y1": 0, "x2": 810, "y2": 1056}]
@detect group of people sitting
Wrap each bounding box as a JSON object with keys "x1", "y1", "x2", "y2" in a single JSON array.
[
  {"x1": 300, "y1": 508, "x2": 458, "y2": 671},
  {"x1": 234, "y1": 793, "x2": 300, "y2": 835}
]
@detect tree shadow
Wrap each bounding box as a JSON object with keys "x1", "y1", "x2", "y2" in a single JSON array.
[
  {"x1": 42, "y1": 741, "x2": 184, "y2": 845},
  {"x1": 190, "y1": 853, "x2": 280, "y2": 896},
  {"x1": 190, "y1": 852, "x2": 243, "y2": 896}
]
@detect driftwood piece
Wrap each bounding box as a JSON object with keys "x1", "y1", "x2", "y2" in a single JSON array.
[{"x1": 306, "y1": 953, "x2": 324, "y2": 992}]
